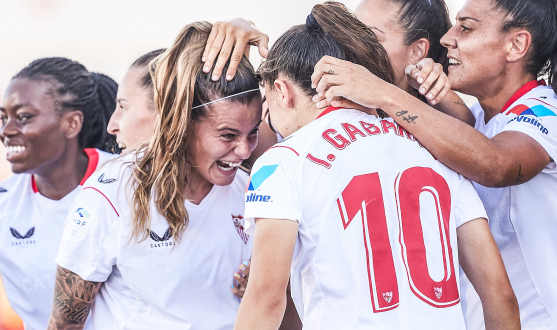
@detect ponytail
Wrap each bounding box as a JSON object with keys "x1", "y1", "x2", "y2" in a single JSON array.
[
  {"x1": 260, "y1": 1, "x2": 394, "y2": 98},
  {"x1": 130, "y1": 22, "x2": 260, "y2": 243}
]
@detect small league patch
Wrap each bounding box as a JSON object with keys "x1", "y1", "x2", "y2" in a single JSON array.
[{"x1": 67, "y1": 206, "x2": 94, "y2": 242}]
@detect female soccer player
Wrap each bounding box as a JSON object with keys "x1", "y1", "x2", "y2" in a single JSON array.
[
  {"x1": 107, "y1": 49, "x2": 164, "y2": 150},
  {"x1": 235, "y1": 2, "x2": 518, "y2": 330},
  {"x1": 0, "y1": 57, "x2": 118, "y2": 330},
  {"x1": 311, "y1": 0, "x2": 557, "y2": 328},
  {"x1": 49, "y1": 22, "x2": 262, "y2": 330}
]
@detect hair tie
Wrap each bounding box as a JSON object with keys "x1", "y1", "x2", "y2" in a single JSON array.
[{"x1": 305, "y1": 13, "x2": 321, "y2": 31}]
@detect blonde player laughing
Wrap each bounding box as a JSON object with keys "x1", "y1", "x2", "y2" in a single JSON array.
[
  {"x1": 48, "y1": 22, "x2": 263, "y2": 330},
  {"x1": 234, "y1": 2, "x2": 518, "y2": 330}
]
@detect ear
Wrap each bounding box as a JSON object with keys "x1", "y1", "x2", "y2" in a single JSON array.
[
  {"x1": 273, "y1": 79, "x2": 295, "y2": 109},
  {"x1": 408, "y1": 38, "x2": 430, "y2": 65},
  {"x1": 507, "y1": 30, "x2": 532, "y2": 63},
  {"x1": 62, "y1": 110, "x2": 84, "y2": 140}
]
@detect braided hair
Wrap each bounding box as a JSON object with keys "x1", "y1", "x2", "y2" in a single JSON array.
[{"x1": 14, "y1": 57, "x2": 118, "y2": 152}]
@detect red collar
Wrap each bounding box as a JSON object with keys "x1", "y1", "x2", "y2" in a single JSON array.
[
  {"x1": 500, "y1": 80, "x2": 546, "y2": 113},
  {"x1": 31, "y1": 148, "x2": 99, "y2": 193},
  {"x1": 317, "y1": 106, "x2": 343, "y2": 119}
]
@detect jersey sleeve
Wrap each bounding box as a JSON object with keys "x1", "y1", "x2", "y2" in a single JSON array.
[
  {"x1": 56, "y1": 187, "x2": 120, "y2": 282},
  {"x1": 502, "y1": 108, "x2": 557, "y2": 161},
  {"x1": 454, "y1": 175, "x2": 488, "y2": 228},
  {"x1": 243, "y1": 149, "x2": 302, "y2": 235}
]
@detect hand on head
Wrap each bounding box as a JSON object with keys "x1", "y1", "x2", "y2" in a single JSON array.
[{"x1": 202, "y1": 18, "x2": 269, "y2": 82}]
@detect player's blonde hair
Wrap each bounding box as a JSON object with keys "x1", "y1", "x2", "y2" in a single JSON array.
[{"x1": 128, "y1": 22, "x2": 260, "y2": 243}]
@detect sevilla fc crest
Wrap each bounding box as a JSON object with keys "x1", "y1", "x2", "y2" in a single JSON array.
[
  {"x1": 434, "y1": 287, "x2": 443, "y2": 299},
  {"x1": 232, "y1": 214, "x2": 249, "y2": 244},
  {"x1": 382, "y1": 291, "x2": 393, "y2": 303}
]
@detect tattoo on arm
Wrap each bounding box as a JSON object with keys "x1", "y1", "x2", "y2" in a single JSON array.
[
  {"x1": 515, "y1": 164, "x2": 524, "y2": 183},
  {"x1": 48, "y1": 266, "x2": 101, "y2": 330},
  {"x1": 454, "y1": 97, "x2": 467, "y2": 108},
  {"x1": 396, "y1": 110, "x2": 418, "y2": 124}
]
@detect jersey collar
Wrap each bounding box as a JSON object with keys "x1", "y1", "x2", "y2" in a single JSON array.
[
  {"x1": 31, "y1": 148, "x2": 100, "y2": 193},
  {"x1": 500, "y1": 79, "x2": 546, "y2": 114},
  {"x1": 317, "y1": 106, "x2": 343, "y2": 119}
]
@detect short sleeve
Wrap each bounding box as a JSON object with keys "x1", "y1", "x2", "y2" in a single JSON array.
[
  {"x1": 454, "y1": 175, "x2": 488, "y2": 228},
  {"x1": 56, "y1": 187, "x2": 120, "y2": 282},
  {"x1": 243, "y1": 152, "x2": 302, "y2": 235},
  {"x1": 502, "y1": 112, "x2": 557, "y2": 161}
]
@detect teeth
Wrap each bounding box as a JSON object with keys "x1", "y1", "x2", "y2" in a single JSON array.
[
  {"x1": 217, "y1": 160, "x2": 242, "y2": 172},
  {"x1": 449, "y1": 58, "x2": 461, "y2": 65},
  {"x1": 221, "y1": 160, "x2": 242, "y2": 167},
  {"x1": 6, "y1": 146, "x2": 26, "y2": 155}
]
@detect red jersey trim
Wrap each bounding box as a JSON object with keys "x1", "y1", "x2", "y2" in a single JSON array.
[
  {"x1": 266, "y1": 145, "x2": 300, "y2": 156},
  {"x1": 31, "y1": 148, "x2": 100, "y2": 193},
  {"x1": 500, "y1": 80, "x2": 546, "y2": 113},
  {"x1": 316, "y1": 106, "x2": 343, "y2": 119},
  {"x1": 82, "y1": 187, "x2": 120, "y2": 217}
]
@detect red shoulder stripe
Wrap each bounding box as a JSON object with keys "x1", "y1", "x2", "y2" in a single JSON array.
[{"x1": 82, "y1": 187, "x2": 120, "y2": 217}]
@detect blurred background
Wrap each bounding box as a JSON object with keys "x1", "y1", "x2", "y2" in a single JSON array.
[{"x1": 0, "y1": 0, "x2": 467, "y2": 328}]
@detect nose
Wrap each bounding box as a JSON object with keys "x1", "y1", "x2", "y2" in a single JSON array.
[
  {"x1": 440, "y1": 26, "x2": 457, "y2": 50},
  {"x1": 0, "y1": 117, "x2": 18, "y2": 138},
  {"x1": 234, "y1": 137, "x2": 252, "y2": 160},
  {"x1": 107, "y1": 107, "x2": 121, "y2": 135}
]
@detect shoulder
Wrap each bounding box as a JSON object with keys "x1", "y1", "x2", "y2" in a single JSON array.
[
  {"x1": 0, "y1": 174, "x2": 31, "y2": 204},
  {"x1": 82, "y1": 152, "x2": 136, "y2": 202}
]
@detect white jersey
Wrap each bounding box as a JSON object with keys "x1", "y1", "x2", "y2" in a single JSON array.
[
  {"x1": 244, "y1": 108, "x2": 487, "y2": 330},
  {"x1": 55, "y1": 153, "x2": 253, "y2": 329},
  {"x1": 461, "y1": 81, "x2": 557, "y2": 330},
  {"x1": 0, "y1": 148, "x2": 114, "y2": 330}
]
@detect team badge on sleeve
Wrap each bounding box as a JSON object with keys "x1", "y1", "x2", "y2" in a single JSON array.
[{"x1": 67, "y1": 206, "x2": 94, "y2": 242}]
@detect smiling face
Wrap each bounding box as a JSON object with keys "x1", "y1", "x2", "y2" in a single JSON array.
[
  {"x1": 0, "y1": 78, "x2": 72, "y2": 174},
  {"x1": 188, "y1": 100, "x2": 261, "y2": 187},
  {"x1": 108, "y1": 67, "x2": 157, "y2": 149},
  {"x1": 355, "y1": 0, "x2": 411, "y2": 90},
  {"x1": 440, "y1": 0, "x2": 510, "y2": 96}
]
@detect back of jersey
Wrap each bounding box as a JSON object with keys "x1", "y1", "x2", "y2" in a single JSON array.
[{"x1": 244, "y1": 108, "x2": 486, "y2": 330}]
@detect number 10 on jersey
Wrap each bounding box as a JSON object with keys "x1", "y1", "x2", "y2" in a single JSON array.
[{"x1": 337, "y1": 167, "x2": 459, "y2": 313}]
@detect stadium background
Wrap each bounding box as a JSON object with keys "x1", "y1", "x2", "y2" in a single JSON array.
[{"x1": 0, "y1": 0, "x2": 467, "y2": 327}]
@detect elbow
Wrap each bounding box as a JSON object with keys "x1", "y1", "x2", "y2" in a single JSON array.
[
  {"x1": 474, "y1": 155, "x2": 513, "y2": 188},
  {"x1": 246, "y1": 285, "x2": 288, "y2": 318}
]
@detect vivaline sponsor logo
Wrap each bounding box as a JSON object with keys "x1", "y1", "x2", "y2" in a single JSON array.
[
  {"x1": 245, "y1": 193, "x2": 271, "y2": 202},
  {"x1": 245, "y1": 165, "x2": 277, "y2": 203}
]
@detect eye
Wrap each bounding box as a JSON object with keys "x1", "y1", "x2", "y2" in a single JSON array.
[
  {"x1": 17, "y1": 114, "x2": 32, "y2": 123},
  {"x1": 0, "y1": 114, "x2": 7, "y2": 126},
  {"x1": 460, "y1": 25, "x2": 471, "y2": 33},
  {"x1": 249, "y1": 127, "x2": 260, "y2": 135},
  {"x1": 220, "y1": 133, "x2": 236, "y2": 140}
]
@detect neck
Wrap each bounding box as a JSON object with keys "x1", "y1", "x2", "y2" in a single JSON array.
[
  {"x1": 184, "y1": 166, "x2": 213, "y2": 205},
  {"x1": 476, "y1": 71, "x2": 537, "y2": 123},
  {"x1": 33, "y1": 144, "x2": 89, "y2": 200}
]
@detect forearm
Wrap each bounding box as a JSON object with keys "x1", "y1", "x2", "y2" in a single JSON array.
[
  {"x1": 47, "y1": 266, "x2": 101, "y2": 330},
  {"x1": 432, "y1": 90, "x2": 476, "y2": 127},
  {"x1": 234, "y1": 291, "x2": 287, "y2": 330},
  {"x1": 380, "y1": 84, "x2": 512, "y2": 186},
  {"x1": 480, "y1": 288, "x2": 520, "y2": 330}
]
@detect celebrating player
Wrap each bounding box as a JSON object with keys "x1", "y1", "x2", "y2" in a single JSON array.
[
  {"x1": 48, "y1": 21, "x2": 262, "y2": 329},
  {"x1": 0, "y1": 57, "x2": 118, "y2": 330},
  {"x1": 354, "y1": 0, "x2": 474, "y2": 125},
  {"x1": 234, "y1": 2, "x2": 518, "y2": 330},
  {"x1": 312, "y1": 0, "x2": 557, "y2": 328},
  {"x1": 107, "y1": 49, "x2": 164, "y2": 151}
]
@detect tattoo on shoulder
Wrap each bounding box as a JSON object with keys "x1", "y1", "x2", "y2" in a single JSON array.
[
  {"x1": 49, "y1": 266, "x2": 101, "y2": 328},
  {"x1": 515, "y1": 164, "x2": 524, "y2": 183},
  {"x1": 454, "y1": 97, "x2": 467, "y2": 108},
  {"x1": 396, "y1": 110, "x2": 418, "y2": 124}
]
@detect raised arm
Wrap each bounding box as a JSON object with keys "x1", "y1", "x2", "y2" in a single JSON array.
[
  {"x1": 457, "y1": 219, "x2": 520, "y2": 330},
  {"x1": 234, "y1": 218, "x2": 299, "y2": 330},
  {"x1": 311, "y1": 56, "x2": 550, "y2": 187},
  {"x1": 404, "y1": 58, "x2": 476, "y2": 126},
  {"x1": 47, "y1": 266, "x2": 101, "y2": 330},
  {"x1": 202, "y1": 18, "x2": 269, "y2": 81}
]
